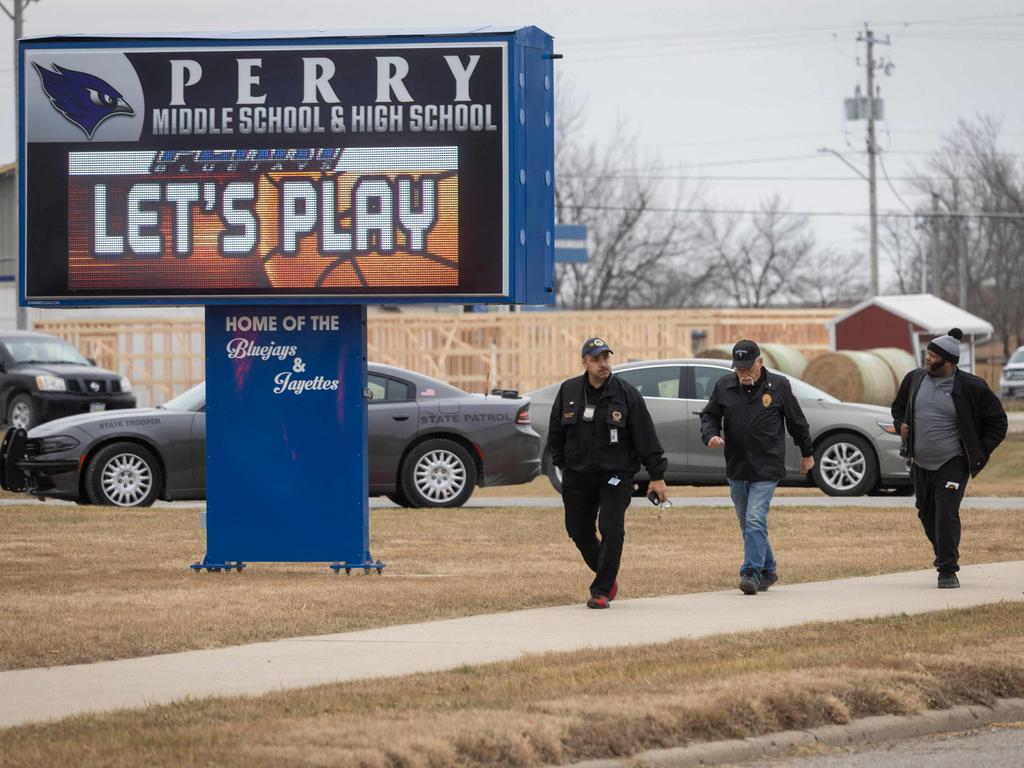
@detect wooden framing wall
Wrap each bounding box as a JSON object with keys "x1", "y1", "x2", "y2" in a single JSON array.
[
  {"x1": 35, "y1": 308, "x2": 838, "y2": 404},
  {"x1": 34, "y1": 319, "x2": 205, "y2": 407}
]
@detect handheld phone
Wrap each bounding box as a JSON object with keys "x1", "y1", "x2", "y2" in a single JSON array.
[{"x1": 648, "y1": 490, "x2": 673, "y2": 510}]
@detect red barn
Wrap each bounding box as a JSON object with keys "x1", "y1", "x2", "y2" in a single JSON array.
[{"x1": 829, "y1": 294, "x2": 993, "y2": 373}]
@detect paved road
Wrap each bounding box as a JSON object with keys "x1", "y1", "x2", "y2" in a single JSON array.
[
  {"x1": 739, "y1": 722, "x2": 1024, "y2": 767},
  {"x1": 1, "y1": 560, "x2": 1021, "y2": 730}
]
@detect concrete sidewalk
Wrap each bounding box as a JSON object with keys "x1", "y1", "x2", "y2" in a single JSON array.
[{"x1": 1, "y1": 561, "x2": 1022, "y2": 730}]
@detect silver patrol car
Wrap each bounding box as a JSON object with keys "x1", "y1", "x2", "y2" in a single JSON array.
[{"x1": 529, "y1": 359, "x2": 912, "y2": 497}]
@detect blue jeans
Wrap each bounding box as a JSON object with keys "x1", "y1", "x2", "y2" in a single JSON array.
[{"x1": 728, "y1": 479, "x2": 778, "y2": 577}]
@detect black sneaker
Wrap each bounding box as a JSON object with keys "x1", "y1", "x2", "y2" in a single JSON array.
[
  {"x1": 739, "y1": 572, "x2": 759, "y2": 595},
  {"x1": 938, "y1": 573, "x2": 960, "y2": 589},
  {"x1": 760, "y1": 571, "x2": 779, "y2": 591}
]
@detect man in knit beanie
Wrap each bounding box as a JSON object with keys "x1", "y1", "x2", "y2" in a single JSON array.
[{"x1": 891, "y1": 328, "x2": 1007, "y2": 588}]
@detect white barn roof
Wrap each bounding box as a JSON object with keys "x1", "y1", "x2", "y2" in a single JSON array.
[{"x1": 829, "y1": 294, "x2": 993, "y2": 338}]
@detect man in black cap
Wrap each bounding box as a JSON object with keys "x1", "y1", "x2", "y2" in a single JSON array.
[
  {"x1": 891, "y1": 328, "x2": 1007, "y2": 588},
  {"x1": 700, "y1": 340, "x2": 814, "y2": 595},
  {"x1": 547, "y1": 337, "x2": 668, "y2": 609}
]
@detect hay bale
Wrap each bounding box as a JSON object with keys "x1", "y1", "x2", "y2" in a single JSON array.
[
  {"x1": 802, "y1": 351, "x2": 897, "y2": 405},
  {"x1": 760, "y1": 343, "x2": 808, "y2": 377},
  {"x1": 696, "y1": 344, "x2": 733, "y2": 361},
  {"x1": 696, "y1": 343, "x2": 807, "y2": 378},
  {"x1": 868, "y1": 347, "x2": 917, "y2": 391}
]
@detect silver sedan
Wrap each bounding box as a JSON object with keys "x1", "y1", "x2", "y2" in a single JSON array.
[{"x1": 528, "y1": 358, "x2": 911, "y2": 497}]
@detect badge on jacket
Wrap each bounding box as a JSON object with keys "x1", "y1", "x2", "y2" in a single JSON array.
[{"x1": 762, "y1": 393, "x2": 773, "y2": 408}]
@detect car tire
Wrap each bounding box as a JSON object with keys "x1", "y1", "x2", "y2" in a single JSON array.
[
  {"x1": 400, "y1": 439, "x2": 476, "y2": 508},
  {"x1": 544, "y1": 447, "x2": 563, "y2": 495},
  {"x1": 7, "y1": 394, "x2": 36, "y2": 431},
  {"x1": 811, "y1": 433, "x2": 879, "y2": 497},
  {"x1": 84, "y1": 442, "x2": 162, "y2": 507},
  {"x1": 386, "y1": 487, "x2": 415, "y2": 507}
]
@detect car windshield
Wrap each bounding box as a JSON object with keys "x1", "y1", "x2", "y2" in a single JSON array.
[
  {"x1": 1009, "y1": 349, "x2": 1024, "y2": 365},
  {"x1": 787, "y1": 376, "x2": 841, "y2": 403},
  {"x1": 160, "y1": 382, "x2": 205, "y2": 411},
  {"x1": 1, "y1": 338, "x2": 89, "y2": 366}
]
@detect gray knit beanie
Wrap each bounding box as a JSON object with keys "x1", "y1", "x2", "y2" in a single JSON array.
[{"x1": 927, "y1": 327, "x2": 963, "y2": 364}]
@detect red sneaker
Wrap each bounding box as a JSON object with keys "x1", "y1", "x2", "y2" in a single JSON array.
[
  {"x1": 608, "y1": 581, "x2": 619, "y2": 601},
  {"x1": 586, "y1": 594, "x2": 610, "y2": 609}
]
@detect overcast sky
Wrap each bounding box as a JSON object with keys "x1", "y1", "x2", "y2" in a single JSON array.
[{"x1": 3, "y1": 0, "x2": 1023, "y2": 286}]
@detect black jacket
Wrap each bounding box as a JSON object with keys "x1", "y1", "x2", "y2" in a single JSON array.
[
  {"x1": 891, "y1": 367, "x2": 1007, "y2": 477},
  {"x1": 700, "y1": 368, "x2": 814, "y2": 482},
  {"x1": 548, "y1": 373, "x2": 667, "y2": 480}
]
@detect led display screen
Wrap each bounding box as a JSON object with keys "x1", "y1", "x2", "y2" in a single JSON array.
[{"x1": 21, "y1": 38, "x2": 516, "y2": 302}]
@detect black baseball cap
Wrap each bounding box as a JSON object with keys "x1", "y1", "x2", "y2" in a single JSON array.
[
  {"x1": 731, "y1": 339, "x2": 760, "y2": 368},
  {"x1": 581, "y1": 337, "x2": 614, "y2": 358}
]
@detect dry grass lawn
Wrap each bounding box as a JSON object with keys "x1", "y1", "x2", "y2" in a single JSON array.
[
  {"x1": 1, "y1": 604, "x2": 1023, "y2": 767},
  {"x1": 2, "y1": 495, "x2": 1024, "y2": 671}
]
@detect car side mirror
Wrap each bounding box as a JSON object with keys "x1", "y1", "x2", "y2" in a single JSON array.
[{"x1": 86, "y1": 357, "x2": 97, "y2": 366}]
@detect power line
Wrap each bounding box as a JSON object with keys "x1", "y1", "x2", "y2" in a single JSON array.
[
  {"x1": 574, "y1": 204, "x2": 1024, "y2": 220},
  {"x1": 559, "y1": 172, "x2": 987, "y2": 183}
]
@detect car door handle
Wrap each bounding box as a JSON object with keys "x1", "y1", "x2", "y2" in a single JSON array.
[
  {"x1": 691, "y1": 410, "x2": 704, "y2": 415},
  {"x1": 392, "y1": 415, "x2": 410, "y2": 421}
]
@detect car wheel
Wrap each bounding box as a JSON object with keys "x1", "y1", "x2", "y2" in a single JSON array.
[
  {"x1": 400, "y1": 439, "x2": 476, "y2": 508},
  {"x1": 85, "y1": 442, "x2": 162, "y2": 507},
  {"x1": 7, "y1": 394, "x2": 36, "y2": 430},
  {"x1": 544, "y1": 447, "x2": 563, "y2": 494},
  {"x1": 812, "y1": 433, "x2": 879, "y2": 496}
]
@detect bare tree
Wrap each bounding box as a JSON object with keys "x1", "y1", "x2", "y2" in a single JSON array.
[
  {"x1": 553, "y1": 84, "x2": 707, "y2": 309},
  {"x1": 881, "y1": 215, "x2": 929, "y2": 294},
  {"x1": 896, "y1": 117, "x2": 1024, "y2": 355},
  {"x1": 694, "y1": 194, "x2": 819, "y2": 308},
  {"x1": 792, "y1": 248, "x2": 869, "y2": 307}
]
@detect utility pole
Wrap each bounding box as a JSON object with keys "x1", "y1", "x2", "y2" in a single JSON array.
[
  {"x1": 855, "y1": 24, "x2": 891, "y2": 297},
  {"x1": 2, "y1": 0, "x2": 35, "y2": 330},
  {"x1": 954, "y1": 179, "x2": 968, "y2": 308},
  {"x1": 929, "y1": 192, "x2": 940, "y2": 295}
]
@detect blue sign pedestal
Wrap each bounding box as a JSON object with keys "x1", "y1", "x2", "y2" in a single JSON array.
[{"x1": 193, "y1": 305, "x2": 380, "y2": 573}]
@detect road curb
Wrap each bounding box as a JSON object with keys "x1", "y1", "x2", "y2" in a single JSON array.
[{"x1": 566, "y1": 698, "x2": 1024, "y2": 768}]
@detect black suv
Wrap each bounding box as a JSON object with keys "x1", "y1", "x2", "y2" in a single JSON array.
[{"x1": 0, "y1": 331, "x2": 136, "y2": 429}]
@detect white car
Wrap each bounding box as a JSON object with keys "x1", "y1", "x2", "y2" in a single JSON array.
[{"x1": 999, "y1": 346, "x2": 1024, "y2": 399}]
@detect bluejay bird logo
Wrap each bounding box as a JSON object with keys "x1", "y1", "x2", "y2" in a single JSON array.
[{"x1": 33, "y1": 63, "x2": 134, "y2": 138}]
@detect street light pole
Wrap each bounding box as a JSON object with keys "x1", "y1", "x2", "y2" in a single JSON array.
[
  {"x1": 865, "y1": 28, "x2": 879, "y2": 297},
  {"x1": 3, "y1": 0, "x2": 36, "y2": 330}
]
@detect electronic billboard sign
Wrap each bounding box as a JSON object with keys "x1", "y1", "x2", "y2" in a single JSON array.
[{"x1": 19, "y1": 27, "x2": 555, "y2": 305}]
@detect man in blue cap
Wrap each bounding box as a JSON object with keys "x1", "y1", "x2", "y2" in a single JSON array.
[
  {"x1": 701, "y1": 339, "x2": 814, "y2": 596},
  {"x1": 547, "y1": 336, "x2": 668, "y2": 609},
  {"x1": 891, "y1": 328, "x2": 1007, "y2": 588}
]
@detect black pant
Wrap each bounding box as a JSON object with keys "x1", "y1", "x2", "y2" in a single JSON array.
[
  {"x1": 561, "y1": 468, "x2": 633, "y2": 596},
  {"x1": 913, "y1": 455, "x2": 969, "y2": 575}
]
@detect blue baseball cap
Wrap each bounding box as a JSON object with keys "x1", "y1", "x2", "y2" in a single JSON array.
[{"x1": 581, "y1": 337, "x2": 614, "y2": 358}]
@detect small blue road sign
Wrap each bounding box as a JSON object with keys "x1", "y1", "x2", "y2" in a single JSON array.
[{"x1": 554, "y1": 224, "x2": 588, "y2": 263}]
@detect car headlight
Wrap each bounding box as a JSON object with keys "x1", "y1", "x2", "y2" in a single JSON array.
[
  {"x1": 876, "y1": 420, "x2": 898, "y2": 435},
  {"x1": 119, "y1": 376, "x2": 133, "y2": 393},
  {"x1": 35, "y1": 374, "x2": 67, "y2": 392},
  {"x1": 36, "y1": 435, "x2": 80, "y2": 454}
]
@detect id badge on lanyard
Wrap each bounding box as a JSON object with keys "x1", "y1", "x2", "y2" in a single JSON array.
[{"x1": 582, "y1": 404, "x2": 596, "y2": 422}]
